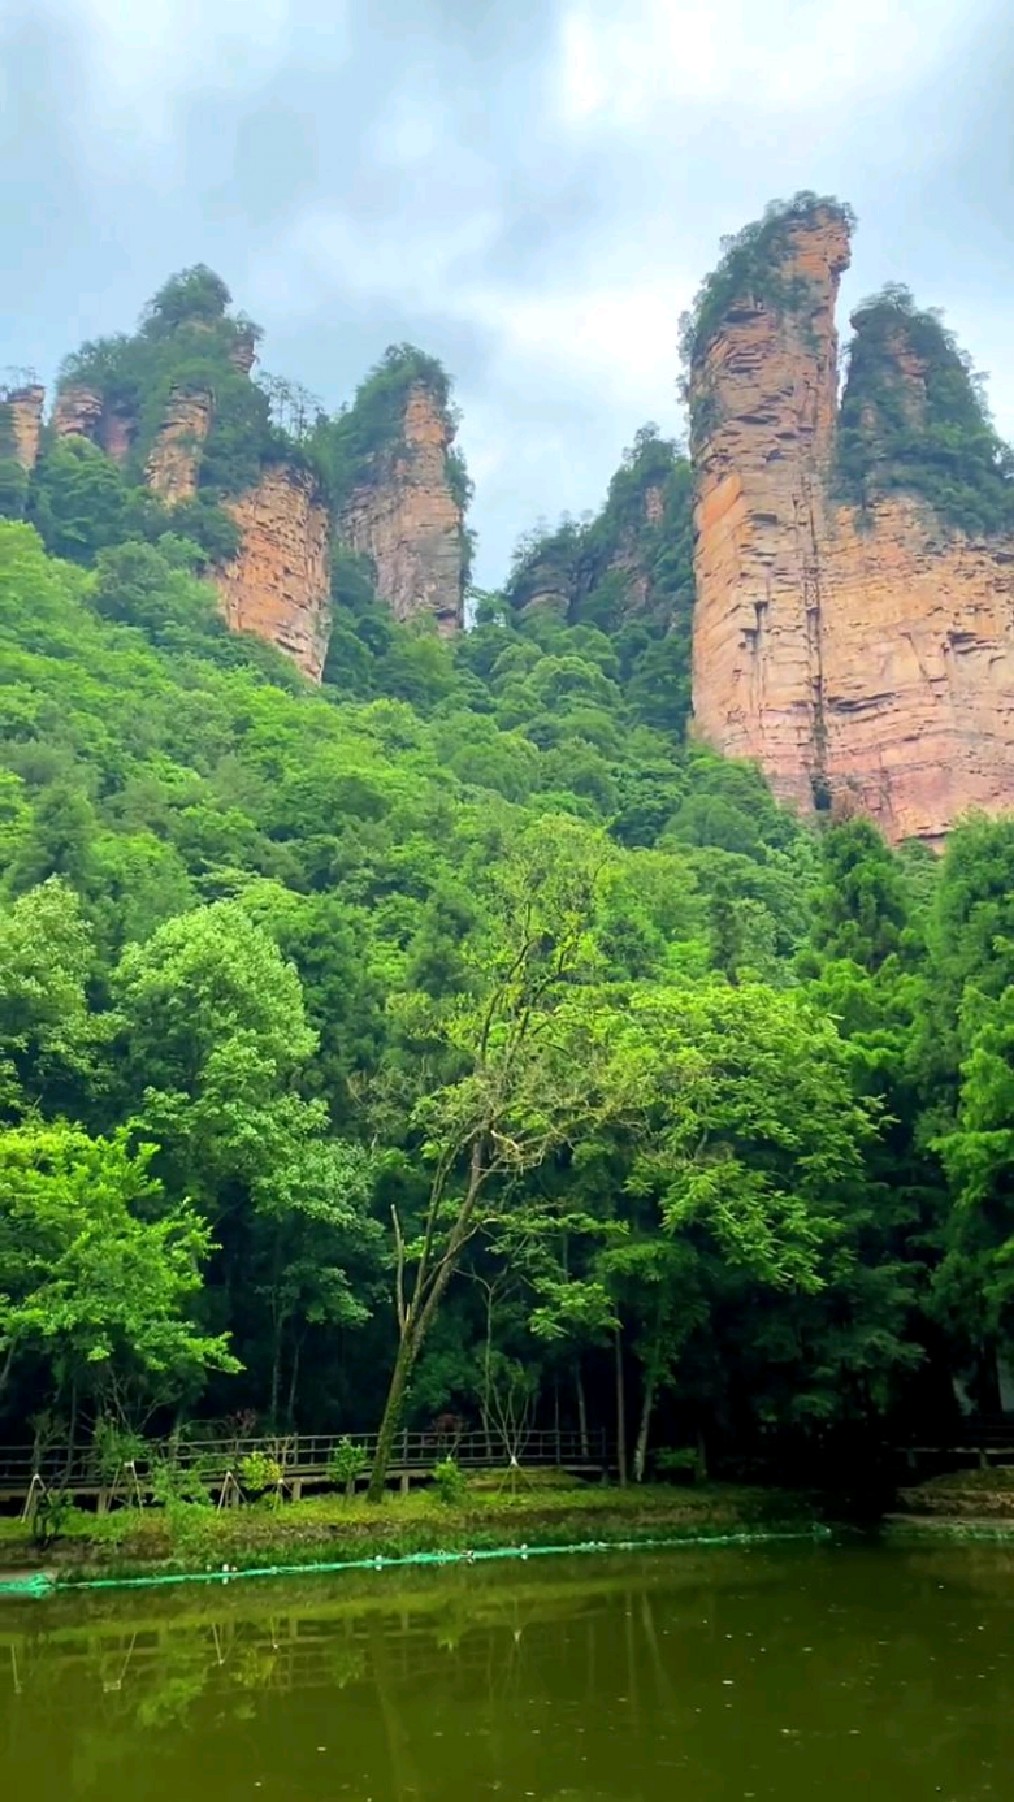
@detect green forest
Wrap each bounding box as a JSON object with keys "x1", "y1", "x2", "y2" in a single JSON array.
[
  {"x1": 2, "y1": 500, "x2": 1014, "y2": 1496},
  {"x1": 2, "y1": 237, "x2": 1014, "y2": 1508}
]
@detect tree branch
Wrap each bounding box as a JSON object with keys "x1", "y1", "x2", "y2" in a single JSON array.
[{"x1": 390, "y1": 1203, "x2": 407, "y2": 1335}]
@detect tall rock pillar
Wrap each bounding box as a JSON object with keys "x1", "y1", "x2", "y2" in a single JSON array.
[
  {"x1": 145, "y1": 388, "x2": 213, "y2": 503},
  {"x1": 339, "y1": 381, "x2": 466, "y2": 634},
  {"x1": 2, "y1": 382, "x2": 46, "y2": 472},
  {"x1": 689, "y1": 206, "x2": 852, "y2": 814}
]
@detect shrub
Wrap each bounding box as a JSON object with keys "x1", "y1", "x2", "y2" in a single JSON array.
[
  {"x1": 327, "y1": 1436, "x2": 368, "y2": 1499},
  {"x1": 432, "y1": 1456, "x2": 467, "y2": 1506},
  {"x1": 238, "y1": 1451, "x2": 283, "y2": 1496}
]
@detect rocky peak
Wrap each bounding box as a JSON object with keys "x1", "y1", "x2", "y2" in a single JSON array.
[
  {"x1": 144, "y1": 387, "x2": 213, "y2": 504},
  {"x1": 9, "y1": 282, "x2": 480, "y2": 684},
  {"x1": 51, "y1": 382, "x2": 135, "y2": 464},
  {"x1": 690, "y1": 196, "x2": 1014, "y2": 845},
  {"x1": 52, "y1": 383, "x2": 106, "y2": 444},
  {"x1": 507, "y1": 428, "x2": 692, "y2": 631},
  {"x1": 217, "y1": 464, "x2": 331, "y2": 681},
  {"x1": 335, "y1": 359, "x2": 468, "y2": 635},
  {"x1": 0, "y1": 379, "x2": 45, "y2": 471}
]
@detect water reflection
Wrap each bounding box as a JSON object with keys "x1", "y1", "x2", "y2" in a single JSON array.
[{"x1": 2, "y1": 1547, "x2": 1012, "y2": 1802}]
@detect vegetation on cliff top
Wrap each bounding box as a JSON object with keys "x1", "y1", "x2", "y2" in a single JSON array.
[
  {"x1": 314, "y1": 342, "x2": 474, "y2": 579},
  {"x1": 50, "y1": 266, "x2": 284, "y2": 556},
  {"x1": 504, "y1": 426, "x2": 695, "y2": 741},
  {"x1": 835, "y1": 284, "x2": 1014, "y2": 537},
  {"x1": 679, "y1": 191, "x2": 854, "y2": 390},
  {"x1": 5, "y1": 279, "x2": 475, "y2": 588}
]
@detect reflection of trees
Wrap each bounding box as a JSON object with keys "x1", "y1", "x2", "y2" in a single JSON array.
[
  {"x1": 0, "y1": 1555, "x2": 787, "y2": 1734},
  {"x1": 7, "y1": 1549, "x2": 1010, "y2": 1794}
]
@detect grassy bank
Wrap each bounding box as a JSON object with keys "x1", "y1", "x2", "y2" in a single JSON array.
[
  {"x1": 0, "y1": 1475, "x2": 823, "y2": 1586},
  {"x1": 884, "y1": 1466, "x2": 1014, "y2": 1541}
]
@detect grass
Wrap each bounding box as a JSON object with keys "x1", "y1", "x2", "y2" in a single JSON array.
[
  {"x1": 0, "y1": 1474, "x2": 822, "y2": 1585},
  {"x1": 893, "y1": 1465, "x2": 1014, "y2": 1527}
]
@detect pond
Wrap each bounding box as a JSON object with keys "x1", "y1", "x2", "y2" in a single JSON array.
[{"x1": 1, "y1": 1543, "x2": 1011, "y2": 1800}]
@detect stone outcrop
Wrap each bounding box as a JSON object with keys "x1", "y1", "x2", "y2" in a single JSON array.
[
  {"x1": 339, "y1": 382, "x2": 465, "y2": 633},
  {"x1": 102, "y1": 409, "x2": 136, "y2": 465},
  {"x1": 51, "y1": 384, "x2": 135, "y2": 463},
  {"x1": 1, "y1": 383, "x2": 45, "y2": 471},
  {"x1": 690, "y1": 207, "x2": 1014, "y2": 845},
  {"x1": 52, "y1": 384, "x2": 105, "y2": 444},
  {"x1": 145, "y1": 388, "x2": 213, "y2": 504},
  {"x1": 216, "y1": 465, "x2": 331, "y2": 680},
  {"x1": 48, "y1": 367, "x2": 329, "y2": 679}
]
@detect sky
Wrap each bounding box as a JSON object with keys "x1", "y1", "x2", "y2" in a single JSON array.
[{"x1": 2, "y1": 0, "x2": 1013, "y2": 587}]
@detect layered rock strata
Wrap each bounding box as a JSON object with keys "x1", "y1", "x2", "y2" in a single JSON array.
[
  {"x1": 2, "y1": 383, "x2": 46, "y2": 470},
  {"x1": 52, "y1": 384, "x2": 135, "y2": 463},
  {"x1": 339, "y1": 382, "x2": 465, "y2": 633},
  {"x1": 690, "y1": 209, "x2": 1014, "y2": 844},
  {"x1": 145, "y1": 388, "x2": 213, "y2": 504},
  {"x1": 52, "y1": 384, "x2": 105, "y2": 443},
  {"x1": 217, "y1": 466, "x2": 331, "y2": 680}
]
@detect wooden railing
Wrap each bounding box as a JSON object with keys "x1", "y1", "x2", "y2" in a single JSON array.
[
  {"x1": 0, "y1": 1426, "x2": 612, "y2": 1499},
  {"x1": 895, "y1": 1416, "x2": 1014, "y2": 1468}
]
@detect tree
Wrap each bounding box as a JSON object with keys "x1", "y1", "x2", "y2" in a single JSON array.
[
  {"x1": 141, "y1": 266, "x2": 233, "y2": 338},
  {"x1": 610, "y1": 981, "x2": 886, "y2": 1472},
  {"x1": 933, "y1": 984, "x2": 1014, "y2": 1366},
  {"x1": 112, "y1": 900, "x2": 320, "y2": 1218},
  {"x1": 27, "y1": 439, "x2": 130, "y2": 564},
  {"x1": 0, "y1": 880, "x2": 95, "y2": 1121},
  {"x1": 112, "y1": 901, "x2": 379, "y2": 1415},
  {"x1": 252, "y1": 1137, "x2": 381, "y2": 1424},
  {"x1": 365, "y1": 824, "x2": 634, "y2": 1498},
  {"x1": 0, "y1": 1122, "x2": 234, "y2": 1416}
]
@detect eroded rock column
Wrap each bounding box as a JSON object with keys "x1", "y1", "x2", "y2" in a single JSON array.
[{"x1": 689, "y1": 207, "x2": 852, "y2": 816}]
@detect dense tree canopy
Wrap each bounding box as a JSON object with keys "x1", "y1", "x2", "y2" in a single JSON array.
[{"x1": 0, "y1": 431, "x2": 1012, "y2": 1490}]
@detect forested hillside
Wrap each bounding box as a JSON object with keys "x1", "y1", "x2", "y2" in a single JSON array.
[{"x1": 3, "y1": 508, "x2": 1013, "y2": 1489}]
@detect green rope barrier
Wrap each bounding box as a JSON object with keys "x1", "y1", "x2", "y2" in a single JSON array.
[
  {"x1": 0, "y1": 1525, "x2": 834, "y2": 1600},
  {"x1": 0, "y1": 1572, "x2": 55, "y2": 1599}
]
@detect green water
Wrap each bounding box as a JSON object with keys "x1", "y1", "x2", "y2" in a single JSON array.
[{"x1": 1, "y1": 1544, "x2": 1011, "y2": 1800}]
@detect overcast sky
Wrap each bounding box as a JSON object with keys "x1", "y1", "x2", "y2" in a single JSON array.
[{"x1": 2, "y1": 0, "x2": 1013, "y2": 586}]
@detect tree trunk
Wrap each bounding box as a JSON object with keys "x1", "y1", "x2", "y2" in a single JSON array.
[
  {"x1": 614, "y1": 1324, "x2": 627, "y2": 1488},
  {"x1": 367, "y1": 1331, "x2": 417, "y2": 1502},
  {"x1": 482, "y1": 1292, "x2": 493, "y2": 1458},
  {"x1": 63, "y1": 1380, "x2": 78, "y2": 1484},
  {"x1": 633, "y1": 1369, "x2": 656, "y2": 1484},
  {"x1": 575, "y1": 1362, "x2": 589, "y2": 1459},
  {"x1": 269, "y1": 1315, "x2": 284, "y2": 1428},
  {"x1": 286, "y1": 1338, "x2": 302, "y2": 1428}
]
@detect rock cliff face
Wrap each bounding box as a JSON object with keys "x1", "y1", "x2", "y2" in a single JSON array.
[
  {"x1": 339, "y1": 382, "x2": 465, "y2": 633},
  {"x1": 2, "y1": 383, "x2": 46, "y2": 470},
  {"x1": 145, "y1": 388, "x2": 213, "y2": 504},
  {"x1": 52, "y1": 384, "x2": 106, "y2": 444},
  {"x1": 690, "y1": 207, "x2": 1014, "y2": 844},
  {"x1": 48, "y1": 369, "x2": 330, "y2": 679},
  {"x1": 217, "y1": 465, "x2": 331, "y2": 680},
  {"x1": 52, "y1": 383, "x2": 135, "y2": 463}
]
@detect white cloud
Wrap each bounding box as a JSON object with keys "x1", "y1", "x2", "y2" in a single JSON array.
[
  {"x1": 250, "y1": 199, "x2": 504, "y2": 320},
  {"x1": 9, "y1": 0, "x2": 1008, "y2": 587},
  {"x1": 556, "y1": 0, "x2": 977, "y2": 126},
  {"x1": 54, "y1": 0, "x2": 344, "y2": 146}
]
